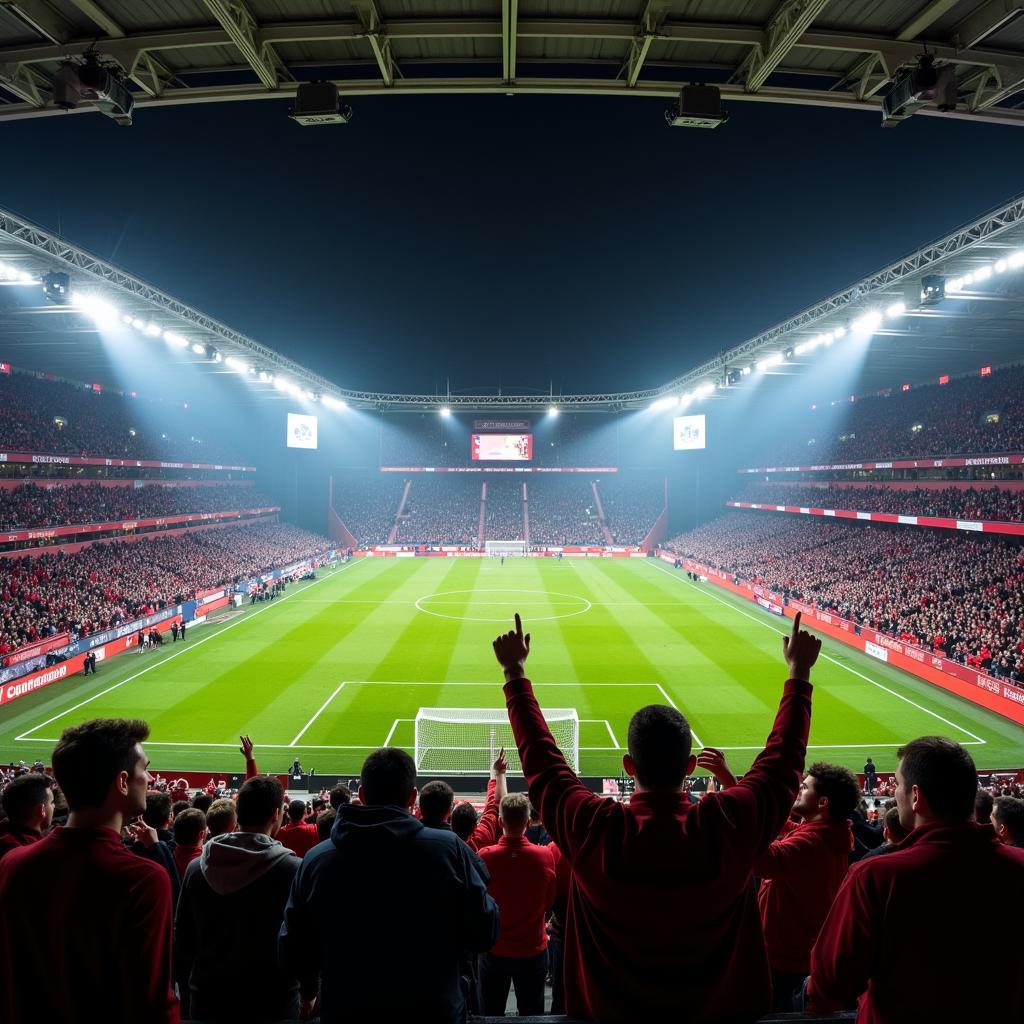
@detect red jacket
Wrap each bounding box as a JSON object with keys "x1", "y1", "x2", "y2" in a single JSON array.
[
  {"x1": 479, "y1": 835, "x2": 556, "y2": 958},
  {"x1": 0, "y1": 821, "x2": 43, "y2": 862},
  {"x1": 277, "y1": 821, "x2": 320, "y2": 858},
  {"x1": 466, "y1": 778, "x2": 501, "y2": 852},
  {"x1": 173, "y1": 843, "x2": 203, "y2": 881},
  {"x1": 505, "y1": 675, "x2": 812, "y2": 1023},
  {"x1": 755, "y1": 816, "x2": 852, "y2": 973},
  {"x1": 809, "y1": 821, "x2": 1024, "y2": 1023},
  {"x1": 0, "y1": 825, "x2": 179, "y2": 1024}
]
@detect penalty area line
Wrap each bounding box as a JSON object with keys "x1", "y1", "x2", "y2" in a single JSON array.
[{"x1": 290, "y1": 681, "x2": 348, "y2": 747}]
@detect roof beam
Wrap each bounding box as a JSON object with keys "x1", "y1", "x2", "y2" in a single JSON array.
[
  {"x1": 501, "y1": 0, "x2": 518, "y2": 84},
  {"x1": 0, "y1": 60, "x2": 49, "y2": 105},
  {"x1": 896, "y1": 0, "x2": 961, "y2": 40},
  {"x1": 353, "y1": 0, "x2": 396, "y2": 86},
  {"x1": 734, "y1": 0, "x2": 833, "y2": 92},
  {"x1": 622, "y1": 1, "x2": 669, "y2": 87},
  {"x1": 0, "y1": 0, "x2": 70, "y2": 45},
  {"x1": 63, "y1": 0, "x2": 124, "y2": 38},
  {"x1": 201, "y1": 0, "x2": 281, "y2": 90},
  {"x1": 955, "y1": 0, "x2": 1024, "y2": 50}
]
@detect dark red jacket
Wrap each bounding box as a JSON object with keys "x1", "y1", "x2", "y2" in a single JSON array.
[
  {"x1": 0, "y1": 825, "x2": 179, "y2": 1024},
  {"x1": 809, "y1": 821, "x2": 1024, "y2": 1023},
  {"x1": 277, "y1": 821, "x2": 320, "y2": 858},
  {"x1": 0, "y1": 820, "x2": 43, "y2": 862},
  {"x1": 466, "y1": 778, "x2": 501, "y2": 852},
  {"x1": 755, "y1": 816, "x2": 852, "y2": 973},
  {"x1": 479, "y1": 835, "x2": 556, "y2": 958},
  {"x1": 505, "y1": 675, "x2": 812, "y2": 1023}
]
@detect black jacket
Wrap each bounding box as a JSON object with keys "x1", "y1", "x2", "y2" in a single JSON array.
[
  {"x1": 280, "y1": 803, "x2": 499, "y2": 1023},
  {"x1": 176, "y1": 832, "x2": 308, "y2": 1023}
]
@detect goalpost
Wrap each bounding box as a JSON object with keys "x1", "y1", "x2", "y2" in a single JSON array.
[
  {"x1": 414, "y1": 707, "x2": 580, "y2": 775},
  {"x1": 485, "y1": 540, "x2": 527, "y2": 557}
]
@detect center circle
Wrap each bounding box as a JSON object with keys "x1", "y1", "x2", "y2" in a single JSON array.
[{"x1": 414, "y1": 588, "x2": 593, "y2": 623}]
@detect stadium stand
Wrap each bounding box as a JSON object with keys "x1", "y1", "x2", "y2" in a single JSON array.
[
  {"x1": 330, "y1": 474, "x2": 405, "y2": 547},
  {"x1": 526, "y1": 477, "x2": 606, "y2": 546},
  {"x1": 399, "y1": 474, "x2": 481, "y2": 546},
  {"x1": 666, "y1": 511, "x2": 1024, "y2": 683},
  {"x1": 598, "y1": 472, "x2": 664, "y2": 545},
  {"x1": 484, "y1": 478, "x2": 525, "y2": 543}
]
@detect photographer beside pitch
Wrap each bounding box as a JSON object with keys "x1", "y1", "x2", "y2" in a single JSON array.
[{"x1": 493, "y1": 610, "x2": 819, "y2": 1023}]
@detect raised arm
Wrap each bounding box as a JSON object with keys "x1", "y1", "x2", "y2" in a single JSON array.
[
  {"x1": 468, "y1": 748, "x2": 507, "y2": 851},
  {"x1": 239, "y1": 735, "x2": 258, "y2": 779}
]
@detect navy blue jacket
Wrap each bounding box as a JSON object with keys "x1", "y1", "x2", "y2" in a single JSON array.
[{"x1": 279, "y1": 802, "x2": 499, "y2": 1023}]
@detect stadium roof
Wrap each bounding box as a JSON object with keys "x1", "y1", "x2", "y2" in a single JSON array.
[{"x1": 1, "y1": 1, "x2": 1024, "y2": 126}]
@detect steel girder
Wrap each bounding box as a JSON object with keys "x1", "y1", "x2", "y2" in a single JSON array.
[{"x1": 733, "y1": 0, "x2": 833, "y2": 93}]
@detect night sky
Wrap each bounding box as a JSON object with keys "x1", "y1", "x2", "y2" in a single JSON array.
[{"x1": 4, "y1": 93, "x2": 1024, "y2": 396}]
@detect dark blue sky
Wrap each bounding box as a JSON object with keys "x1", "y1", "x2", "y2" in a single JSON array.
[{"x1": 4, "y1": 93, "x2": 1024, "y2": 395}]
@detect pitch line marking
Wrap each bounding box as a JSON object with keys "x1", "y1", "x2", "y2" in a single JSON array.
[
  {"x1": 344, "y1": 680, "x2": 662, "y2": 687},
  {"x1": 290, "y1": 681, "x2": 348, "y2": 747},
  {"x1": 13, "y1": 558, "x2": 368, "y2": 743},
  {"x1": 653, "y1": 682, "x2": 706, "y2": 749},
  {"x1": 603, "y1": 719, "x2": 621, "y2": 749},
  {"x1": 645, "y1": 560, "x2": 986, "y2": 745},
  {"x1": 383, "y1": 717, "x2": 414, "y2": 747},
  {"x1": 415, "y1": 588, "x2": 592, "y2": 624}
]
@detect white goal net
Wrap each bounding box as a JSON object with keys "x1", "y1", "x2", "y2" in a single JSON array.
[
  {"x1": 485, "y1": 540, "x2": 527, "y2": 557},
  {"x1": 414, "y1": 707, "x2": 580, "y2": 775}
]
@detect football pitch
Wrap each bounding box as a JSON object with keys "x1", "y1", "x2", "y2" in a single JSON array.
[{"x1": 2, "y1": 557, "x2": 1021, "y2": 778}]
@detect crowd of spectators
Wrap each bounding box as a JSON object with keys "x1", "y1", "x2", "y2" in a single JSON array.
[
  {"x1": 0, "y1": 482, "x2": 274, "y2": 531},
  {"x1": 743, "y1": 362, "x2": 1024, "y2": 467},
  {"x1": 330, "y1": 474, "x2": 405, "y2": 547},
  {"x1": 398, "y1": 475, "x2": 481, "y2": 546},
  {"x1": 484, "y1": 479, "x2": 525, "y2": 543},
  {"x1": 526, "y1": 477, "x2": 606, "y2": 546},
  {"x1": 599, "y1": 472, "x2": 664, "y2": 545},
  {"x1": 733, "y1": 482, "x2": 1024, "y2": 523},
  {"x1": 666, "y1": 511, "x2": 1024, "y2": 683},
  {"x1": 0, "y1": 371, "x2": 246, "y2": 464},
  {"x1": 0, "y1": 521, "x2": 333, "y2": 655}
]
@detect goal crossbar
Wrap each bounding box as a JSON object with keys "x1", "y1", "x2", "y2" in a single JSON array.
[{"x1": 485, "y1": 540, "x2": 527, "y2": 556}]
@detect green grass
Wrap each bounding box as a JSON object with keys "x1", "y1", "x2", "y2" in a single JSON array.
[{"x1": 1, "y1": 557, "x2": 1021, "y2": 777}]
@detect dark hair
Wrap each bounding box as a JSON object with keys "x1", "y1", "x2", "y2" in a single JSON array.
[
  {"x1": 883, "y1": 806, "x2": 909, "y2": 844},
  {"x1": 897, "y1": 737, "x2": 977, "y2": 821},
  {"x1": 288, "y1": 799, "x2": 307, "y2": 823},
  {"x1": 418, "y1": 780, "x2": 454, "y2": 823},
  {"x1": 329, "y1": 784, "x2": 353, "y2": 809},
  {"x1": 627, "y1": 705, "x2": 692, "y2": 790},
  {"x1": 316, "y1": 807, "x2": 336, "y2": 841},
  {"x1": 974, "y1": 789, "x2": 994, "y2": 824},
  {"x1": 311, "y1": 798, "x2": 326, "y2": 812},
  {"x1": 807, "y1": 762, "x2": 862, "y2": 821},
  {"x1": 451, "y1": 801, "x2": 478, "y2": 841},
  {"x1": 173, "y1": 807, "x2": 207, "y2": 846},
  {"x1": 142, "y1": 791, "x2": 173, "y2": 830},
  {"x1": 0, "y1": 772, "x2": 53, "y2": 824},
  {"x1": 360, "y1": 748, "x2": 417, "y2": 807},
  {"x1": 191, "y1": 793, "x2": 214, "y2": 814},
  {"x1": 236, "y1": 776, "x2": 284, "y2": 830},
  {"x1": 993, "y1": 796, "x2": 1024, "y2": 841},
  {"x1": 172, "y1": 800, "x2": 191, "y2": 818},
  {"x1": 51, "y1": 719, "x2": 149, "y2": 811}
]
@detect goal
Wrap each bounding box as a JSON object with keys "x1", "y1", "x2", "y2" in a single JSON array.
[
  {"x1": 485, "y1": 540, "x2": 527, "y2": 557},
  {"x1": 414, "y1": 707, "x2": 580, "y2": 775}
]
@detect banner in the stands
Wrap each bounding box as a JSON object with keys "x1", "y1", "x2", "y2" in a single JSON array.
[
  {"x1": 378, "y1": 466, "x2": 618, "y2": 473},
  {"x1": 738, "y1": 452, "x2": 1024, "y2": 474},
  {"x1": 0, "y1": 451, "x2": 256, "y2": 471}
]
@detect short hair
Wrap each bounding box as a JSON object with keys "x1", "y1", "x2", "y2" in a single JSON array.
[
  {"x1": 0, "y1": 773, "x2": 53, "y2": 824},
  {"x1": 882, "y1": 806, "x2": 909, "y2": 844},
  {"x1": 236, "y1": 776, "x2": 284, "y2": 830},
  {"x1": 142, "y1": 791, "x2": 173, "y2": 830},
  {"x1": 807, "y1": 762, "x2": 862, "y2": 821},
  {"x1": 451, "y1": 802, "x2": 478, "y2": 841},
  {"x1": 173, "y1": 807, "x2": 207, "y2": 846},
  {"x1": 172, "y1": 800, "x2": 191, "y2": 818},
  {"x1": 897, "y1": 737, "x2": 977, "y2": 821},
  {"x1": 316, "y1": 807, "x2": 336, "y2": 841},
  {"x1": 287, "y1": 799, "x2": 308, "y2": 823},
  {"x1": 499, "y1": 792, "x2": 531, "y2": 831},
  {"x1": 205, "y1": 798, "x2": 238, "y2": 837},
  {"x1": 329, "y1": 784, "x2": 353, "y2": 809},
  {"x1": 419, "y1": 781, "x2": 454, "y2": 823},
  {"x1": 974, "y1": 789, "x2": 994, "y2": 824},
  {"x1": 191, "y1": 793, "x2": 214, "y2": 814},
  {"x1": 627, "y1": 705, "x2": 692, "y2": 790},
  {"x1": 360, "y1": 748, "x2": 417, "y2": 807},
  {"x1": 993, "y1": 796, "x2": 1024, "y2": 841},
  {"x1": 51, "y1": 719, "x2": 149, "y2": 811}
]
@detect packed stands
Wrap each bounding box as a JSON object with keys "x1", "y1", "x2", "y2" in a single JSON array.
[
  {"x1": 484, "y1": 478, "x2": 524, "y2": 542},
  {"x1": 0, "y1": 521, "x2": 332, "y2": 654},
  {"x1": 331, "y1": 475, "x2": 405, "y2": 547},
  {"x1": 526, "y1": 477, "x2": 605, "y2": 546},
  {"x1": 599, "y1": 473, "x2": 664, "y2": 545},
  {"x1": 666, "y1": 511, "x2": 1024, "y2": 683},
  {"x1": 733, "y1": 483, "x2": 1024, "y2": 522},
  {"x1": 398, "y1": 475, "x2": 480, "y2": 546},
  {"x1": 0, "y1": 482, "x2": 273, "y2": 530},
  {"x1": 743, "y1": 363, "x2": 1024, "y2": 467}
]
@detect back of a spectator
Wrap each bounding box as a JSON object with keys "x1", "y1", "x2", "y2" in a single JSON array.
[
  {"x1": 276, "y1": 798, "x2": 320, "y2": 857},
  {"x1": 993, "y1": 795, "x2": 1024, "y2": 847},
  {"x1": 0, "y1": 772, "x2": 53, "y2": 861}
]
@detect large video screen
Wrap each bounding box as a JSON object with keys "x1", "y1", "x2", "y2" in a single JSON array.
[
  {"x1": 287, "y1": 413, "x2": 318, "y2": 450},
  {"x1": 673, "y1": 414, "x2": 706, "y2": 451},
  {"x1": 471, "y1": 433, "x2": 533, "y2": 461}
]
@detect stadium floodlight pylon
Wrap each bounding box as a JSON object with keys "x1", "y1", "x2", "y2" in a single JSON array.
[
  {"x1": 485, "y1": 540, "x2": 527, "y2": 557},
  {"x1": 414, "y1": 707, "x2": 580, "y2": 775}
]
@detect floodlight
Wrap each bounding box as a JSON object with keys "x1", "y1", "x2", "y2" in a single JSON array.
[
  {"x1": 547, "y1": 406, "x2": 559, "y2": 418},
  {"x1": 164, "y1": 331, "x2": 189, "y2": 348},
  {"x1": 974, "y1": 265, "x2": 992, "y2": 282},
  {"x1": 851, "y1": 311, "x2": 882, "y2": 334},
  {"x1": 74, "y1": 293, "x2": 119, "y2": 324},
  {"x1": 740, "y1": 365, "x2": 752, "y2": 376},
  {"x1": 122, "y1": 313, "x2": 133, "y2": 324},
  {"x1": 832, "y1": 326, "x2": 846, "y2": 339},
  {"x1": 665, "y1": 85, "x2": 728, "y2": 128},
  {"x1": 141, "y1": 322, "x2": 161, "y2": 337},
  {"x1": 224, "y1": 356, "x2": 246, "y2": 371},
  {"x1": 42, "y1": 272, "x2": 70, "y2": 304},
  {"x1": 947, "y1": 277, "x2": 963, "y2": 293},
  {"x1": 306, "y1": 390, "x2": 317, "y2": 401},
  {"x1": 921, "y1": 274, "x2": 946, "y2": 304},
  {"x1": 962, "y1": 272, "x2": 975, "y2": 285},
  {"x1": 440, "y1": 407, "x2": 451, "y2": 418},
  {"x1": 995, "y1": 259, "x2": 1007, "y2": 274},
  {"x1": 886, "y1": 302, "x2": 906, "y2": 318},
  {"x1": 1009, "y1": 250, "x2": 1024, "y2": 268},
  {"x1": 322, "y1": 395, "x2": 347, "y2": 410}
]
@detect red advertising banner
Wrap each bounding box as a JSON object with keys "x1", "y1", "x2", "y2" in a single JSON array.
[
  {"x1": 378, "y1": 466, "x2": 618, "y2": 473},
  {"x1": 725, "y1": 501, "x2": 1024, "y2": 537},
  {"x1": 3, "y1": 632, "x2": 70, "y2": 667},
  {"x1": 738, "y1": 452, "x2": 1024, "y2": 474},
  {"x1": 0, "y1": 451, "x2": 256, "y2": 472}
]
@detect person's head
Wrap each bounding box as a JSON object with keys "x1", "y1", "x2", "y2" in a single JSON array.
[
  {"x1": 974, "y1": 789, "x2": 994, "y2": 825},
  {"x1": 882, "y1": 806, "x2": 910, "y2": 845},
  {"x1": 418, "y1": 780, "x2": 455, "y2": 824},
  {"x1": 624, "y1": 705, "x2": 694, "y2": 791},
  {"x1": 236, "y1": 776, "x2": 284, "y2": 836},
  {"x1": 173, "y1": 807, "x2": 207, "y2": 848},
  {"x1": 992, "y1": 796, "x2": 1024, "y2": 845},
  {"x1": 142, "y1": 791, "x2": 173, "y2": 831},
  {"x1": 451, "y1": 801, "x2": 479, "y2": 841},
  {"x1": 866, "y1": 758, "x2": 873, "y2": 766},
  {"x1": 329, "y1": 783, "x2": 353, "y2": 809},
  {"x1": 0, "y1": 772, "x2": 54, "y2": 832},
  {"x1": 205, "y1": 798, "x2": 238, "y2": 838},
  {"x1": 172, "y1": 799, "x2": 190, "y2": 818},
  {"x1": 358, "y1": 748, "x2": 417, "y2": 809},
  {"x1": 499, "y1": 792, "x2": 531, "y2": 837},
  {"x1": 794, "y1": 763, "x2": 862, "y2": 823},
  {"x1": 191, "y1": 793, "x2": 214, "y2": 815},
  {"x1": 287, "y1": 799, "x2": 307, "y2": 824},
  {"x1": 316, "y1": 807, "x2": 336, "y2": 841},
  {"x1": 51, "y1": 718, "x2": 151, "y2": 819},
  {"x1": 895, "y1": 737, "x2": 977, "y2": 830}
]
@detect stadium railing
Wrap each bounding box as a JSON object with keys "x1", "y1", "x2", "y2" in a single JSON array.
[{"x1": 180, "y1": 1014, "x2": 858, "y2": 1023}]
